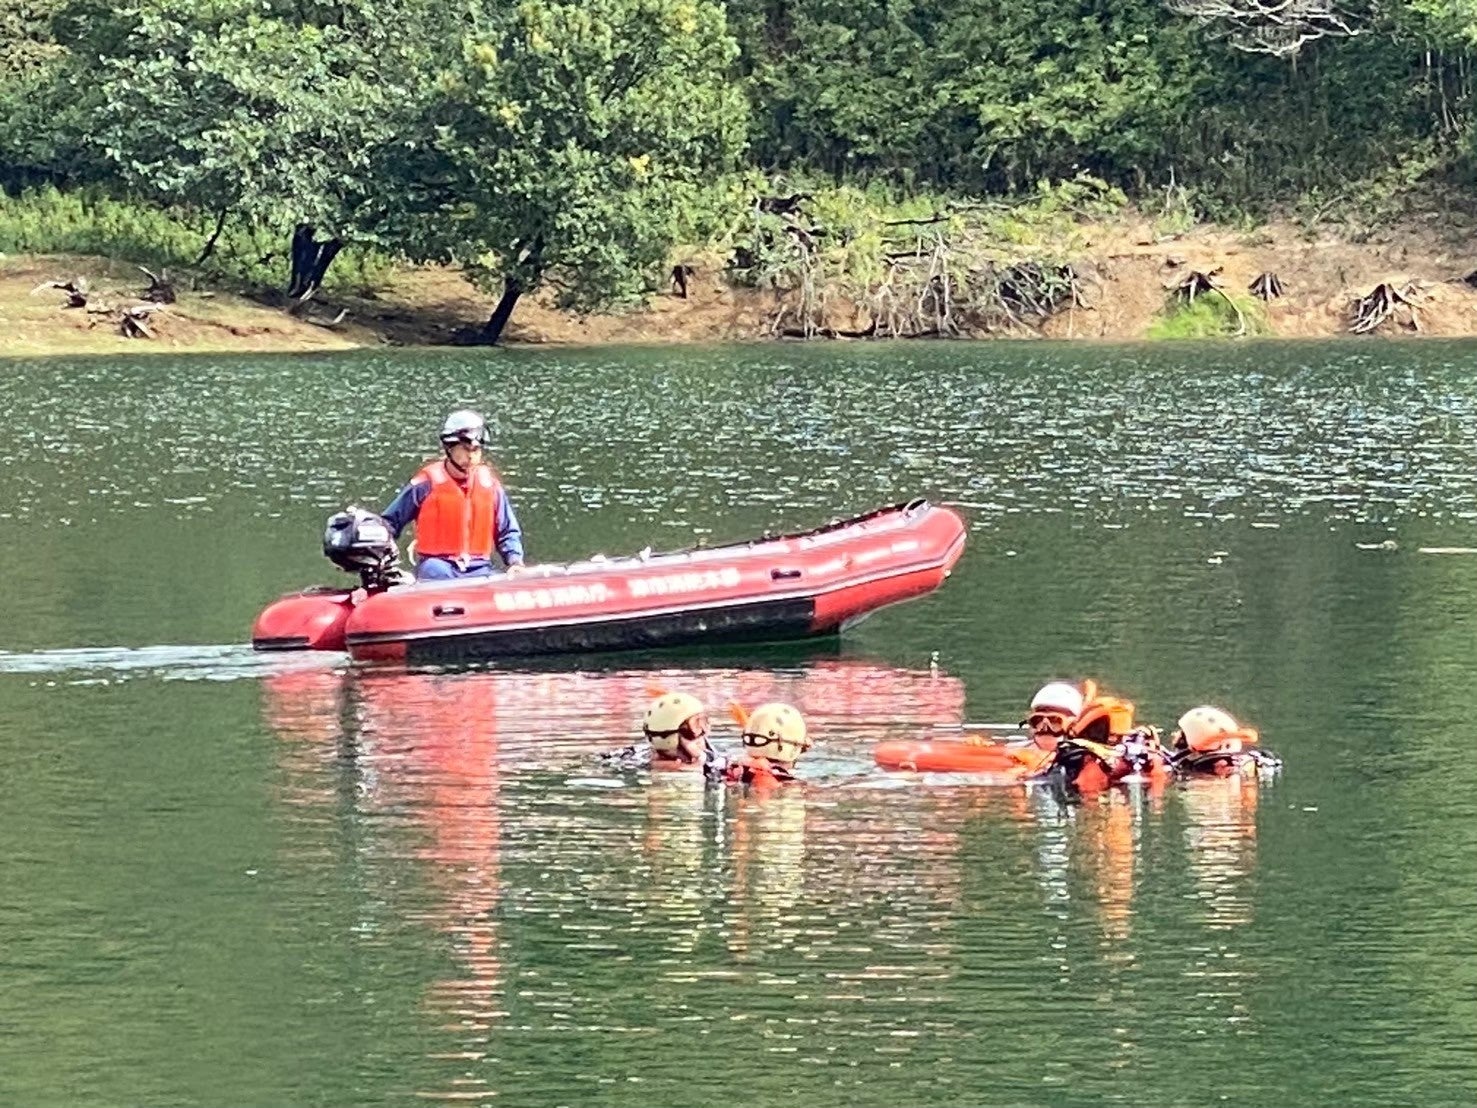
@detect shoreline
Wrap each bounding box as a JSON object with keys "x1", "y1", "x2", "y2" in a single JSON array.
[{"x1": 6, "y1": 213, "x2": 1477, "y2": 356}]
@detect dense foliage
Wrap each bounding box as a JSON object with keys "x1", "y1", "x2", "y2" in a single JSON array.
[
  {"x1": 399, "y1": 0, "x2": 749, "y2": 335},
  {"x1": 3, "y1": 0, "x2": 1476, "y2": 331}
]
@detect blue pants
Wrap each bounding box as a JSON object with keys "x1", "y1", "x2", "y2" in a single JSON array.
[{"x1": 416, "y1": 557, "x2": 494, "y2": 581}]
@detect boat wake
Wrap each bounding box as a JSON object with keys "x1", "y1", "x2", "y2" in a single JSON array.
[{"x1": 0, "y1": 643, "x2": 343, "y2": 683}]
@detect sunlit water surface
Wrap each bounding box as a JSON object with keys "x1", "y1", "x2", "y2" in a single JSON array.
[{"x1": 1, "y1": 340, "x2": 1475, "y2": 1107}]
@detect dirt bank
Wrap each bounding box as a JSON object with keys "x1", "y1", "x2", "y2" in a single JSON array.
[{"x1": 6, "y1": 213, "x2": 1477, "y2": 356}]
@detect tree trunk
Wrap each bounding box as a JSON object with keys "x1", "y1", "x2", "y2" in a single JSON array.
[
  {"x1": 194, "y1": 208, "x2": 229, "y2": 265},
  {"x1": 287, "y1": 223, "x2": 343, "y2": 300},
  {"x1": 479, "y1": 277, "x2": 523, "y2": 344}
]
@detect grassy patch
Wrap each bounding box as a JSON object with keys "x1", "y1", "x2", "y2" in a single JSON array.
[
  {"x1": 0, "y1": 185, "x2": 392, "y2": 292},
  {"x1": 1147, "y1": 293, "x2": 1266, "y2": 340}
]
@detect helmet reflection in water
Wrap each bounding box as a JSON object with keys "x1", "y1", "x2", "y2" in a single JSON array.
[{"x1": 725, "y1": 789, "x2": 809, "y2": 960}]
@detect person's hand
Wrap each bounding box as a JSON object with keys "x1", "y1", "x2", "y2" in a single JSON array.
[{"x1": 505, "y1": 562, "x2": 528, "y2": 577}]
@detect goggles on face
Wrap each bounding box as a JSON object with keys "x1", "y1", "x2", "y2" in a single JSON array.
[
  {"x1": 742, "y1": 732, "x2": 810, "y2": 752},
  {"x1": 646, "y1": 716, "x2": 709, "y2": 743},
  {"x1": 1022, "y1": 711, "x2": 1071, "y2": 733}
]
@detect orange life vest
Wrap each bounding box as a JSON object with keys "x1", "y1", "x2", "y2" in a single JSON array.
[
  {"x1": 722, "y1": 754, "x2": 794, "y2": 787},
  {"x1": 414, "y1": 460, "x2": 502, "y2": 561},
  {"x1": 1066, "y1": 695, "x2": 1138, "y2": 743}
]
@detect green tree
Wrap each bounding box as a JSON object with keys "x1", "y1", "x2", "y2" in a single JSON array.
[
  {"x1": 405, "y1": 0, "x2": 749, "y2": 343},
  {"x1": 0, "y1": 0, "x2": 75, "y2": 187},
  {"x1": 0, "y1": 0, "x2": 61, "y2": 78},
  {"x1": 729, "y1": 0, "x2": 1205, "y2": 191},
  {"x1": 48, "y1": 0, "x2": 446, "y2": 289}
]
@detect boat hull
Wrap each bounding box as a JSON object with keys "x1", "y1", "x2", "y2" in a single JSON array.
[
  {"x1": 252, "y1": 588, "x2": 356, "y2": 652},
  {"x1": 252, "y1": 501, "x2": 966, "y2": 663}
]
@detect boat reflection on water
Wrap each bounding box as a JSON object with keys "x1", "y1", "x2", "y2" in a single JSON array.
[
  {"x1": 258, "y1": 656, "x2": 970, "y2": 1095},
  {"x1": 259, "y1": 661, "x2": 1273, "y2": 1090},
  {"x1": 264, "y1": 662, "x2": 509, "y2": 1086}
]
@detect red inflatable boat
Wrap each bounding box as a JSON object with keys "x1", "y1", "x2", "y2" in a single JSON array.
[{"x1": 252, "y1": 500, "x2": 966, "y2": 664}]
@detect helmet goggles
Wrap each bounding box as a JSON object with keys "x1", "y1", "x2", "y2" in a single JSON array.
[
  {"x1": 1022, "y1": 709, "x2": 1072, "y2": 735},
  {"x1": 442, "y1": 429, "x2": 489, "y2": 449}
]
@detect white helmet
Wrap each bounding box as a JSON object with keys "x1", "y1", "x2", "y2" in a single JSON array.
[
  {"x1": 741, "y1": 702, "x2": 810, "y2": 765},
  {"x1": 1030, "y1": 681, "x2": 1084, "y2": 717},
  {"x1": 1175, "y1": 705, "x2": 1239, "y2": 751},
  {"x1": 642, "y1": 692, "x2": 707, "y2": 754},
  {"x1": 440, "y1": 409, "x2": 490, "y2": 448}
]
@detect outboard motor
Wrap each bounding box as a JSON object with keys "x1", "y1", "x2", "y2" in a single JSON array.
[{"x1": 323, "y1": 507, "x2": 404, "y2": 591}]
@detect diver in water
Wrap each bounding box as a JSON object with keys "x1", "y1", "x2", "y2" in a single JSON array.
[
  {"x1": 600, "y1": 691, "x2": 714, "y2": 772},
  {"x1": 1168, "y1": 706, "x2": 1281, "y2": 776},
  {"x1": 1018, "y1": 680, "x2": 1086, "y2": 750},
  {"x1": 710, "y1": 702, "x2": 811, "y2": 787},
  {"x1": 958, "y1": 680, "x2": 1089, "y2": 777},
  {"x1": 642, "y1": 692, "x2": 714, "y2": 771},
  {"x1": 1043, "y1": 683, "x2": 1172, "y2": 792}
]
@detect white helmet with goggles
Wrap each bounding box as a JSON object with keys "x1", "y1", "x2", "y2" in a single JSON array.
[
  {"x1": 741, "y1": 702, "x2": 810, "y2": 765},
  {"x1": 642, "y1": 692, "x2": 708, "y2": 755},
  {"x1": 1030, "y1": 681, "x2": 1084, "y2": 717},
  {"x1": 440, "y1": 409, "x2": 490, "y2": 448}
]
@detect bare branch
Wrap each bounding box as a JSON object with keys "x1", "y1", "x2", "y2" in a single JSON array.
[{"x1": 1163, "y1": 0, "x2": 1368, "y2": 56}]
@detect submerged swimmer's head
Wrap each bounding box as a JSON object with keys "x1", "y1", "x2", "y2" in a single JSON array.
[
  {"x1": 1172, "y1": 705, "x2": 1247, "y2": 752},
  {"x1": 643, "y1": 692, "x2": 710, "y2": 764},
  {"x1": 739, "y1": 702, "x2": 810, "y2": 766}
]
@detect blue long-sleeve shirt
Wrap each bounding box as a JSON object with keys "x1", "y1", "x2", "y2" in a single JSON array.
[{"x1": 382, "y1": 471, "x2": 524, "y2": 568}]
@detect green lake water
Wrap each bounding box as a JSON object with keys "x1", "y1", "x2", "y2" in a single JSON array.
[{"x1": 1, "y1": 340, "x2": 1474, "y2": 1106}]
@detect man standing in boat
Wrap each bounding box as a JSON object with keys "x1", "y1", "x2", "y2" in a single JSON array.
[{"x1": 381, "y1": 409, "x2": 525, "y2": 580}]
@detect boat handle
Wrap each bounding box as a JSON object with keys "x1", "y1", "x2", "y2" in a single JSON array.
[
  {"x1": 432, "y1": 604, "x2": 465, "y2": 618},
  {"x1": 770, "y1": 568, "x2": 803, "y2": 581}
]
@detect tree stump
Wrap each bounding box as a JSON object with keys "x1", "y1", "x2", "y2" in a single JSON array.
[
  {"x1": 1249, "y1": 272, "x2": 1283, "y2": 300},
  {"x1": 119, "y1": 303, "x2": 163, "y2": 339},
  {"x1": 1169, "y1": 268, "x2": 1223, "y2": 304},
  {"x1": 139, "y1": 265, "x2": 176, "y2": 303},
  {"x1": 32, "y1": 277, "x2": 90, "y2": 308},
  {"x1": 1349, "y1": 282, "x2": 1422, "y2": 334}
]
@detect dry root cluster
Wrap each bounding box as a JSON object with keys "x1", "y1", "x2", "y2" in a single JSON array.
[
  {"x1": 1349, "y1": 281, "x2": 1423, "y2": 334},
  {"x1": 31, "y1": 271, "x2": 170, "y2": 339}
]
